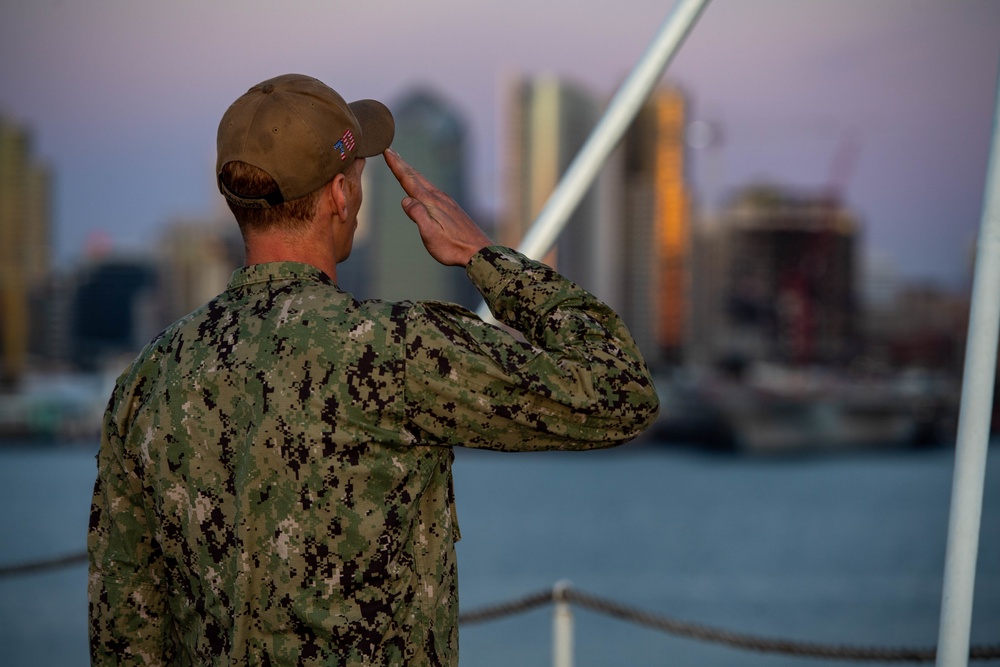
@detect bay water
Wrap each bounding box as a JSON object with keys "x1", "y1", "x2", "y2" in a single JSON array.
[{"x1": 1, "y1": 440, "x2": 997, "y2": 666}]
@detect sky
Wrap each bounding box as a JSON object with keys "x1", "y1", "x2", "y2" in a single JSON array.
[{"x1": 1, "y1": 0, "x2": 999, "y2": 290}]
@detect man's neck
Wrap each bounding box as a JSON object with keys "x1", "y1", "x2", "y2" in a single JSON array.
[{"x1": 244, "y1": 232, "x2": 337, "y2": 281}]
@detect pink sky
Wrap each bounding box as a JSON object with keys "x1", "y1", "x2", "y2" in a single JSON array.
[{"x1": 2, "y1": 0, "x2": 999, "y2": 288}]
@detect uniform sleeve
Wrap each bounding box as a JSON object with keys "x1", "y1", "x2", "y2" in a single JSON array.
[
  {"x1": 88, "y1": 379, "x2": 175, "y2": 666},
  {"x1": 404, "y1": 246, "x2": 659, "y2": 451}
]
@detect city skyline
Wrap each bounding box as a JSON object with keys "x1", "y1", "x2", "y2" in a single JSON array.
[
  {"x1": 1, "y1": 0, "x2": 998, "y2": 290},
  {"x1": 0, "y1": 89, "x2": 971, "y2": 437}
]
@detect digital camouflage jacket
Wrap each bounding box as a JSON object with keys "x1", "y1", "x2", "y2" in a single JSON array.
[{"x1": 88, "y1": 246, "x2": 659, "y2": 666}]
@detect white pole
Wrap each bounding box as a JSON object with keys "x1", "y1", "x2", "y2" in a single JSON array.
[
  {"x1": 935, "y1": 56, "x2": 1000, "y2": 667},
  {"x1": 477, "y1": 0, "x2": 712, "y2": 320},
  {"x1": 553, "y1": 581, "x2": 574, "y2": 667}
]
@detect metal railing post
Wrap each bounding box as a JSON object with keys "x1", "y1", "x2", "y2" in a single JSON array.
[
  {"x1": 477, "y1": 0, "x2": 712, "y2": 320},
  {"x1": 553, "y1": 581, "x2": 574, "y2": 667},
  {"x1": 935, "y1": 55, "x2": 1000, "y2": 667}
]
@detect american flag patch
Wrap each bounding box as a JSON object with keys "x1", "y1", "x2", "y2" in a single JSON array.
[{"x1": 333, "y1": 129, "x2": 356, "y2": 160}]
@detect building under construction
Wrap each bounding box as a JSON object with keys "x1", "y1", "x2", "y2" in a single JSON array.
[{"x1": 700, "y1": 185, "x2": 859, "y2": 367}]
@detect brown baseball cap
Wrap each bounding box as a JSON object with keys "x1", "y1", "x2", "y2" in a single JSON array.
[{"x1": 217, "y1": 73, "x2": 394, "y2": 208}]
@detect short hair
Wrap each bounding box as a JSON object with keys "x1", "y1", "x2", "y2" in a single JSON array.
[{"x1": 219, "y1": 161, "x2": 323, "y2": 232}]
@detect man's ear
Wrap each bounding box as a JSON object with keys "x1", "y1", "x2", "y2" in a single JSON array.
[{"x1": 328, "y1": 173, "x2": 349, "y2": 221}]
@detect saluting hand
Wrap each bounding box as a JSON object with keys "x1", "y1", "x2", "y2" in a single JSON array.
[{"x1": 384, "y1": 148, "x2": 492, "y2": 267}]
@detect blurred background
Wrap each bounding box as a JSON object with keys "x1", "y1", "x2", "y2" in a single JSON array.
[{"x1": 1, "y1": 0, "x2": 999, "y2": 665}]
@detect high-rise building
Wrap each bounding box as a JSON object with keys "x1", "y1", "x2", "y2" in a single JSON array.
[
  {"x1": 0, "y1": 115, "x2": 51, "y2": 389},
  {"x1": 717, "y1": 186, "x2": 859, "y2": 365},
  {"x1": 501, "y1": 77, "x2": 694, "y2": 368},
  {"x1": 687, "y1": 211, "x2": 729, "y2": 366},
  {"x1": 620, "y1": 86, "x2": 691, "y2": 367},
  {"x1": 71, "y1": 256, "x2": 158, "y2": 372},
  {"x1": 352, "y1": 89, "x2": 476, "y2": 307},
  {"x1": 501, "y1": 75, "x2": 610, "y2": 300},
  {"x1": 155, "y1": 217, "x2": 244, "y2": 325}
]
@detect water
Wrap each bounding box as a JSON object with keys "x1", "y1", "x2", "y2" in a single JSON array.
[
  {"x1": 0, "y1": 446, "x2": 95, "y2": 665},
  {"x1": 1, "y1": 441, "x2": 998, "y2": 666}
]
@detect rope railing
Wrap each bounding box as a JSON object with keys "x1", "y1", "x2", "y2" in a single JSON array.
[
  {"x1": 458, "y1": 583, "x2": 1000, "y2": 663},
  {"x1": 0, "y1": 550, "x2": 88, "y2": 577},
  {"x1": 4, "y1": 554, "x2": 998, "y2": 662}
]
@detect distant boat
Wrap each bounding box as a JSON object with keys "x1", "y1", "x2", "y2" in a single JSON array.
[
  {"x1": 652, "y1": 364, "x2": 958, "y2": 454},
  {"x1": 0, "y1": 371, "x2": 113, "y2": 443}
]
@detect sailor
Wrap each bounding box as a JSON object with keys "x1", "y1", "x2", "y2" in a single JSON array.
[{"x1": 88, "y1": 72, "x2": 659, "y2": 666}]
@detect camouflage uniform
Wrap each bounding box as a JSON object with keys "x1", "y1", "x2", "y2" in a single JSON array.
[{"x1": 88, "y1": 246, "x2": 659, "y2": 666}]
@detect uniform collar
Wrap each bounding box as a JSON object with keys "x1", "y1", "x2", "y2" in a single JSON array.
[{"x1": 227, "y1": 262, "x2": 336, "y2": 290}]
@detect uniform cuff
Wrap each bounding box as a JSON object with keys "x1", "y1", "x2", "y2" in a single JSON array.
[{"x1": 465, "y1": 246, "x2": 530, "y2": 317}]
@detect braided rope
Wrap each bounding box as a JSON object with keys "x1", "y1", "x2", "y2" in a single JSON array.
[
  {"x1": 0, "y1": 551, "x2": 88, "y2": 577},
  {"x1": 4, "y1": 555, "x2": 999, "y2": 661},
  {"x1": 461, "y1": 586, "x2": 1000, "y2": 662},
  {"x1": 458, "y1": 589, "x2": 554, "y2": 624}
]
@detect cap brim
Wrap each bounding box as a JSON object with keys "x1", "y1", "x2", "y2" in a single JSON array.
[{"x1": 350, "y1": 99, "x2": 395, "y2": 158}]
